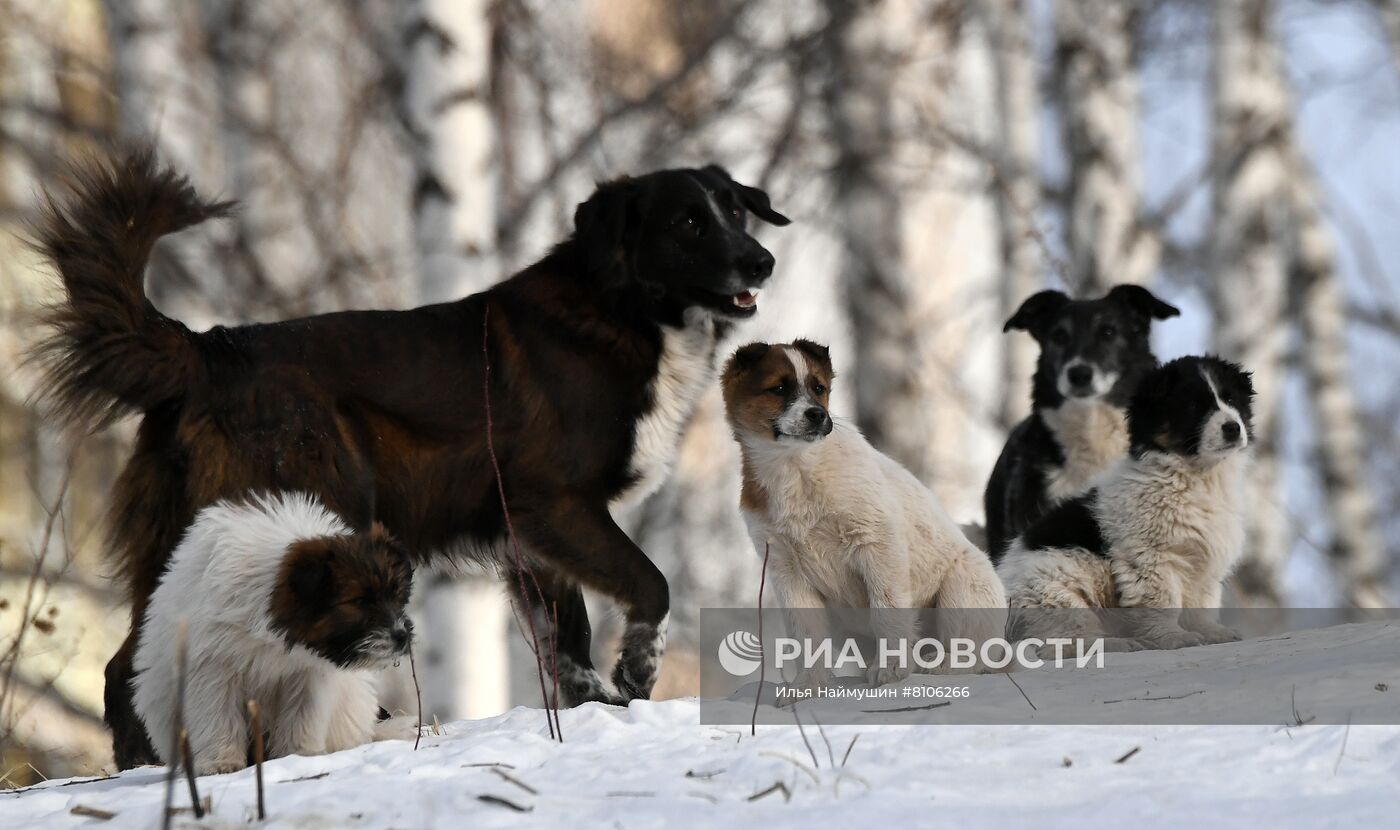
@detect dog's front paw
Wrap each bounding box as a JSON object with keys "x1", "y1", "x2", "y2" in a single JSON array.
[
  {"x1": 1155, "y1": 630, "x2": 1208, "y2": 650},
  {"x1": 866, "y1": 663, "x2": 910, "y2": 688},
  {"x1": 611, "y1": 660, "x2": 654, "y2": 704},
  {"x1": 1197, "y1": 625, "x2": 1242, "y2": 645}
]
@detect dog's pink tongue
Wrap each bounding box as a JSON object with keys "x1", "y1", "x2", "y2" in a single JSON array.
[{"x1": 732, "y1": 290, "x2": 759, "y2": 309}]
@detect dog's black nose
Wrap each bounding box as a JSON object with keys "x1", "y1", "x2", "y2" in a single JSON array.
[
  {"x1": 392, "y1": 627, "x2": 410, "y2": 650},
  {"x1": 804, "y1": 406, "x2": 825, "y2": 424},
  {"x1": 1221, "y1": 421, "x2": 1241, "y2": 443},
  {"x1": 746, "y1": 249, "x2": 775, "y2": 280},
  {"x1": 1067, "y1": 365, "x2": 1093, "y2": 388}
]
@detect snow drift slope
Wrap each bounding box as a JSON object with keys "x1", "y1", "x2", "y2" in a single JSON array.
[{"x1": 5, "y1": 624, "x2": 1400, "y2": 829}]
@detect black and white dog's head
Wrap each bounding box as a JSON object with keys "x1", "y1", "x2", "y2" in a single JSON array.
[
  {"x1": 1128, "y1": 356, "x2": 1255, "y2": 465},
  {"x1": 1005, "y1": 285, "x2": 1180, "y2": 409},
  {"x1": 572, "y1": 165, "x2": 790, "y2": 324}
]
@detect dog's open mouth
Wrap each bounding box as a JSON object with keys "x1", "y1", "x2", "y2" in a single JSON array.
[{"x1": 732, "y1": 289, "x2": 760, "y2": 309}]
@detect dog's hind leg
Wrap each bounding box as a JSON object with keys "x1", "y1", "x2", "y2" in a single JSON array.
[
  {"x1": 508, "y1": 567, "x2": 623, "y2": 707},
  {"x1": 105, "y1": 627, "x2": 160, "y2": 768},
  {"x1": 930, "y1": 548, "x2": 1011, "y2": 672},
  {"x1": 514, "y1": 496, "x2": 669, "y2": 703}
]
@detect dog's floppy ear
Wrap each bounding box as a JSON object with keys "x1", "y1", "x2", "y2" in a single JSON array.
[
  {"x1": 284, "y1": 539, "x2": 336, "y2": 603},
  {"x1": 726, "y1": 342, "x2": 771, "y2": 375},
  {"x1": 1004, "y1": 289, "x2": 1070, "y2": 334},
  {"x1": 792, "y1": 339, "x2": 832, "y2": 374},
  {"x1": 704, "y1": 165, "x2": 790, "y2": 226},
  {"x1": 1107, "y1": 284, "x2": 1180, "y2": 321},
  {"x1": 574, "y1": 177, "x2": 640, "y2": 277}
]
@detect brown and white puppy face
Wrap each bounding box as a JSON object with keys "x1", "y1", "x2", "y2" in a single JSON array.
[
  {"x1": 722, "y1": 340, "x2": 834, "y2": 444},
  {"x1": 269, "y1": 523, "x2": 415, "y2": 669}
]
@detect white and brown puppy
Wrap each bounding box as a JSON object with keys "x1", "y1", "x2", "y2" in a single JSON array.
[
  {"x1": 134, "y1": 492, "x2": 416, "y2": 775},
  {"x1": 722, "y1": 341, "x2": 1008, "y2": 687},
  {"x1": 998, "y1": 356, "x2": 1255, "y2": 651}
]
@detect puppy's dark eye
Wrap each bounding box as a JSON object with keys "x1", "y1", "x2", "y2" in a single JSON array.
[
  {"x1": 812, "y1": 383, "x2": 827, "y2": 395},
  {"x1": 1050, "y1": 329, "x2": 1070, "y2": 346},
  {"x1": 767, "y1": 382, "x2": 788, "y2": 396},
  {"x1": 1099, "y1": 324, "x2": 1117, "y2": 340}
]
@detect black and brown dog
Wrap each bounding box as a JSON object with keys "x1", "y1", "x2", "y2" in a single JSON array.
[{"x1": 33, "y1": 149, "x2": 789, "y2": 767}]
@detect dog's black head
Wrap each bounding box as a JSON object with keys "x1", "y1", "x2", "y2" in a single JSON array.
[
  {"x1": 1005, "y1": 284, "x2": 1180, "y2": 409},
  {"x1": 269, "y1": 523, "x2": 415, "y2": 669},
  {"x1": 1127, "y1": 355, "x2": 1255, "y2": 464},
  {"x1": 572, "y1": 164, "x2": 789, "y2": 324}
]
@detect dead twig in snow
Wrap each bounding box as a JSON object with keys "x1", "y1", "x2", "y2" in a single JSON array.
[
  {"x1": 178, "y1": 730, "x2": 204, "y2": 819},
  {"x1": 790, "y1": 702, "x2": 821, "y2": 769},
  {"x1": 409, "y1": 641, "x2": 423, "y2": 750},
  {"x1": 483, "y1": 304, "x2": 561, "y2": 741},
  {"x1": 752, "y1": 541, "x2": 771, "y2": 736},
  {"x1": 489, "y1": 767, "x2": 538, "y2": 795},
  {"x1": 841, "y1": 734, "x2": 860, "y2": 768},
  {"x1": 1114, "y1": 746, "x2": 1141, "y2": 764},
  {"x1": 478, "y1": 794, "x2": 532, "y2": 812},
  {"x1": 1005, "y1": 672, "x2": 1038, "y2": 711},
  {"x1": 161, "y1": 621, "x2": 189, "y2": 830},
  {"x1": 747, "y1": 781, "x2": 792, "y2": 803},
  {"x1": 1333, "y1": 718, "x2": 1352, "y2": 775},
  {"x1": 69, "y1": 805, "x2": 114, "y2": 820},
  {"x1": 248, "y1": 700, "x2": 267, "y2": 820}
]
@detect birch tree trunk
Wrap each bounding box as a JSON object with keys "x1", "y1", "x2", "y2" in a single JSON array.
[
  {"x1": 1371, "y1": 1, "x2": 1400, "y2": 74},
  {"x1": 1282, "y1": 146, "x2": 1391, "y2": 609},
  {"x1": 1053, "y1": 0, "x2": 1156, "y2": 294},
  {"x1": 983, "y1": 0, "x2": 1041, "y2": 429},
  {"x1": 103, "y1": 0, "x2": 224, "y2": 326},
  {"x1": 826, "y1": 0, "x2": 909, "y2": 468},
  {"x1": 404, "y1": 0, "x2": 510, "y2": 721},
  {"x1": 1209, "y1": 0, "x2": 1292, "y2": 606},
  {"x1": 826, "y1": 0, "x2": 1001, "y2": 510}
]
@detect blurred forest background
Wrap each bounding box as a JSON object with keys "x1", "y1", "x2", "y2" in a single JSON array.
[{"x1": 2, "y1": 0, "x2": 1398, "y2": 783}]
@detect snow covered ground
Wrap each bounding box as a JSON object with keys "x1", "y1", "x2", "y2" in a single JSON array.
[{"x1": 6, "y1": 624, "x2": 1400, "y2": 829}]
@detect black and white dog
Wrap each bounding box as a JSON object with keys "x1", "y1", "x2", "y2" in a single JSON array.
[
  {"x1": 983, "y1": 285, "x2": 1180, "y2": 559},
  {"x1": 997, "y1": 356, "x2": 1255, "y2": 651}
]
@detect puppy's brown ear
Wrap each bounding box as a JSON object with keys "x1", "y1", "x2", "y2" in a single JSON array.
[
  {"x1": 725, "y1": 342, "x2": 771, "y2": 376},
  {"x1": 792, "y1": 339, "x2": 833, "y2": 374},
  {"x1": 284, "y1": 539, "x2": 336, "y2": 602},
  {"x1": 1005, "y1": 289, "x2": 1070, "y2": 335}
]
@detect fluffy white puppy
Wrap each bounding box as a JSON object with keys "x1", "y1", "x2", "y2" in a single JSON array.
[
  {"x1": 134, "y1": 492, "x2": 415, "y2": 774},
  {"x1": 722, "y1": 340, "x2": 1008, "y2": 688}
]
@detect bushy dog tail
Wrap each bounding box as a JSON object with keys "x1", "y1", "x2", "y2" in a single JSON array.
[{"x1": 29, "y1": 148, "x2": 233, "y2": 430}]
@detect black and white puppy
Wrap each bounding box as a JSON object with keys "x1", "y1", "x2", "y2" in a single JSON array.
[
  {"x1": 997, "y1": 356, "x2": 1255, "y2": 651},
  {"x1": 134, "y1": 493, "x2": 416, "y2": 775},
  {"x1": 983, "y1": 284, "x2": 1180, "y2": 559}
]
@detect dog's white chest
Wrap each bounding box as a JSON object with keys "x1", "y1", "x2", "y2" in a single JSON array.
[
  {"x1": 1041, "y1": 401, "x2": 1129, "y2": 502},
  {"x1": 614, "y1": 311, "x2": 717, "y2": 508}
]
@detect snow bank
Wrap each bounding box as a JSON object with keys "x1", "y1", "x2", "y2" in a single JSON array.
[{"x1": 6, "y1": 625, "x2": 1400, "y2": 829}]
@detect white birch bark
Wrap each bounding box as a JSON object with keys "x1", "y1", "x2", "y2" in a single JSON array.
[
  {"x1": 983, "y1": 0, "x2": 1041, "y2": 428},
  {"x1": 1209, "y1": 0, "x2": 1292, "y2": 606},
  {"x1": 404, "y1": 0, "x2": 510, "y2": 721},
  {"x1": 826, "y1": 0, "x2": 1001, "y2": 511},
  {"x1": 1053, "y1": 0, "x2": 1156, "y2": 294},
  {"x1": 1282, "y1": 145, "x2": 1391, "y2": 609}
]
